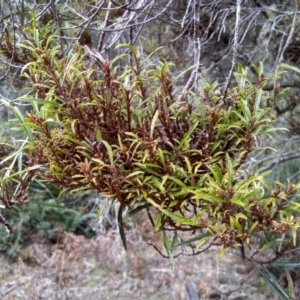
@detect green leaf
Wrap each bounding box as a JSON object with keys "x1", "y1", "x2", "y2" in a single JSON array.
[
  {"x1": 196, "y1": 235, "x2": 211, "y2": 249},
  {"x1": 281, "y1": 63, "x2": 300, "y2": 74},
  {"x1": 259, "y1": 266, "x2": 292, "y2": 300},
  {"x1": 142, "y1": 46, "x2": 164, "y2": 67},
  {"x1": 175, "y1": 232, "x2": 211, "y2": 247},
  {"x1": 226, "y1": 154, "x2": 233, "y2": 186},
  {"x1": 163, "y1": 231, "x2": 175, "y2": 270},
  {"x1": 116, "y1": 43, "x2": 138, "y2": 60},
  {"x1": 150, "y1": 110, "x2": 159, "y2": 138},
  {"x1": 248, "y1": 221, "x2": 258, "y2": 234},
  {"x1": 96, "y1": 202, "x2": 107, "y2": 218},
  {"x1": 208, "y1": 164, "x2": 223, "y2": 184},
  {"x1": 193, "y1": 192, "x2": 224, "y2": 205},
  {"x1": 146, "y1": 205, "x2": 155, "y2": 228},
  {"x1": 284, "y1": 266, "x2": 296, "y2": 299},
  {"x1": 259, "y1": 239, "x2": 283, "y2": 252},
  {"x1": 238, "y1": 239, "x2": 245, "y2": 260},
  {"x1": 146, "y1": 198, "x2": 197, "y2": 226},
  {"x1": 118, "y1": 206, "x2": 127, "y2": 250},
  {"x1": 129, "y1": 203, "x2": 151, "y2": 217},
  {"x1": 0, "y1": 99, "x2": 33, "y2": 142},
  {"x1": 156, "y1": 148, "x2": 166, "y2": 167},
  {"x1": 271, "y1": 262, "x2": 300, "y2": 268},
  {"x1": 33, "y1": 29, "x2": 40, "y2": 48},
  {"x1": 254, "y1": 88, "x2": 262, "y2": 113},
  {"x1": 101, "y1": 140, "x2": 114, "y2": 164},
  {"x1": 125, "y1": 171, "x2": 144, "y2": 179},
  {"x1": 218, "y1": 247, "x2": 227, "y2": 259},
  {"x1": 179, "y1": 121, "x2": 198, "y2": 149},
  {"x1": 155, "y1": 214, "x2": 163, "y2": 231},
  {"x1": 171, "y1": 231, "x2": 178, "y2": 249},
  {"x1": 230, "y1": 197, "x2": 246, "y2": 207},
  {"x1": 168, "y1": 176, "x2": 187, "y2": 188}
]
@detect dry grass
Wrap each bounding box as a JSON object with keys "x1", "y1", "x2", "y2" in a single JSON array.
[{"x1": 0, "y1": 215, "x2": 289, "y2": 300}]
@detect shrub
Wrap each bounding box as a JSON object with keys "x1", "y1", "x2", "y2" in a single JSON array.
[{"x1": 1, "y1": 32, "x2": 300, "y2": 267}]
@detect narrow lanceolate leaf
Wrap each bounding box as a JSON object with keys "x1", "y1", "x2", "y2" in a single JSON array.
[
  {"x1": 281, "y1": 63, "x2": 300, "y2": 74},
  {"x1": 163, "y1": 231, "x2": 175, "y2": 270},
  {"x1": 284, "y1": 266, "x2": 296, "y2": 300},
  {"x1": 125, "y1": 171, "x2": 144, "y2": 179},
  {"x1": 100, "y1": 140, "x2": 114, "y2": 164},
  {"x1": 150, "y1": 110, "x2": 159, "y2": 138},
  {"x1": 238, "y1": 240, "x2": 245, "y2": 260},
  {"x1": 146, "y1": 198, "x2": 197, "y2": 226},
  {"x1": 248, "y1": 221, "x2": 258, "y2": 234},
  {"x1": 230, "y1": 197, "x2": 246, "y2": 207},
  {"x1": 235, "y1": 213, "x2": 247, "y2": 219},
  {"x1": 179, "y1": 121, "x2": 198, "y2": 149},
  {"x1": 226, "y1": 154, "x2": 233, "y2": 186},
  {"x1": 97, "y1": 203, "x2": 107, "y2": 218},
  {"x1": 218, "y1": 247, "x2": 227, "y2": 259},
  {"x1": 115, "y1": 44, "x2": 138, "y2": 60},
  {"x1": 259, "y1": 266, "x2": 292, "y2": 300},
  {"x1": 193, "y1": 192, "x2": 224, "y2": 205},
  {"x1": 175, "y1": 232, "x2": 211, "y2": 247},
  {"x1": 129, "y1": 203, "x2": 151, "y2": 217},
  {"x1": 258, "y1": 239, "x2": 283, "y2": 252},
  {"x1": 254, "y1": 88, "x2": 262, "y2": 114},
  {"x1": 118, "y1": 206, "x2": 127, "y2": 250},
  {"x1": 208, "y1": 164, "x2": 222, "y2": 184},
  {"x1": 168, "y1": 176, "x2": 187, "y2": 188},
  {"x1": 171, "y1": 231, "x2": 178, "y2": 249},
  {"x1": 155, "y1": 214, "x2": 163, "y2": 231},
  {"x1": 196, "y1": 235, "x2": 211, "y2": 249},
  {"x1": 271, "y1": 262, "x2": 300, "y2": 268}
]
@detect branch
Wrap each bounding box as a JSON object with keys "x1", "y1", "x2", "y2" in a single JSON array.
[
  {"x1": 222, "y1": 0, "x2": 242, "y2": 102},
  {"x1": 110, "y1": 0, "x2": 147, "y2": 12},
  {"x1": 97, "y1": 1, "x2": 112, "y2": 52},
  {"x1": 147, "y1": 242, "x2": 182, "y2": 259},
  {"x1": 273, "y1": 0, "x2": 298, "y2": 92},
  {"x1": 178, "y1": 0, "x2": 201, "y2": 102},
  {"x1": 97, "y1": 0, "x2": 173, "y2": 33},
  {"x1": 258, "y1": 151, "x2": 300, "y2": 174}
]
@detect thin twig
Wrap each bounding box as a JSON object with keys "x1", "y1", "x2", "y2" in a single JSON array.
[{"x1": 147, "y1": 242, "x2": 182, "y2": 259}]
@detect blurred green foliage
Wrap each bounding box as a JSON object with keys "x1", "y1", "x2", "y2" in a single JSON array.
[{"x1": 0, "y1": 181, "x2": 96, "y2": 257}]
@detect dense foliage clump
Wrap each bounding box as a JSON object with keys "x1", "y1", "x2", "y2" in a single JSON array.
[{"x1": 1, "y1": 33, "x2": 300, "y2": 261}]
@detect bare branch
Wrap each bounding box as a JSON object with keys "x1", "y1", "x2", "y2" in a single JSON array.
[
  {"x1": 273, "y1": 0, "x2": 298, "y2": 91},
  {"x1": 222, "y1": 0, "x2": 242, "y2": 102},
  {"x1": 97, "y1": 1, "x2": 113, "y2": 52},
  {"x1": 178, "y1": 0, "x2": 201, "y2": 102},
  {"x1": 258, "y1": 151, "x2": 300, "y2": 174}
]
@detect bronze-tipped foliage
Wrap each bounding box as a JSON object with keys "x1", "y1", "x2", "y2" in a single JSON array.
[{"x1": 1, "y1": 34, "x2": 300, "y2": 259}]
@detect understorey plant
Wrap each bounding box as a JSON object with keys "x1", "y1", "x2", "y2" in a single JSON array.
[{"x1": 1, "y1": 32, "x2": 300, "y2": 273}]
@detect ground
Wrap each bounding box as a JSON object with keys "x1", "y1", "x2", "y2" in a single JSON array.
[{"x1": 0, "y1": 216, "x2": 280, "y2": 300}]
